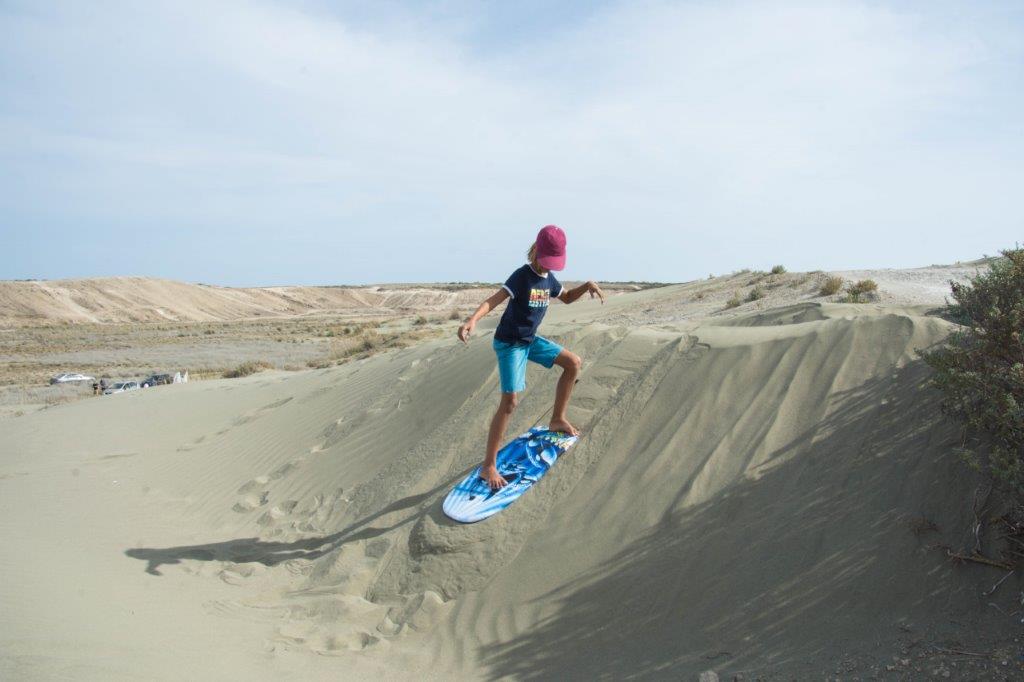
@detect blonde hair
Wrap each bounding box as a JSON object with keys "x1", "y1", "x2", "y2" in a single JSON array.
[{"x1": 527, "y1": 243, "x2": 537, "y2": 263}]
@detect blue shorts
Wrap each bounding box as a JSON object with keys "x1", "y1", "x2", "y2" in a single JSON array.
[{"x1": 493, "y1": 335, "x2": 564, "y2": 394}]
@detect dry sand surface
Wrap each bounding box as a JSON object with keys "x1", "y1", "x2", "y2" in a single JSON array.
[{"x1": 3, "y1": 264, "x2": 1023, "y2": 680}]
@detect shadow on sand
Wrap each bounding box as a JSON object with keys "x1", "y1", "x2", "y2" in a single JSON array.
[
  {"x1": 125, "y1": 470, "x2": 469, "y2": 576},
  {"x1": 478, "y1": 361, "x2": 992, "y2": 680}
]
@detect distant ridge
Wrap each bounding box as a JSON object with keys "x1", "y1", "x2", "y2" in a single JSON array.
[{"x1": 0, "y1": 277, "x2": 494, "y2": 325}]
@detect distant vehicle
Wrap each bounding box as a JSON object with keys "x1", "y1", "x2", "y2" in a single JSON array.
[
  {"x1": 103, "y1": 381, "x2": 140, "y2": 395},
  {"x1": 141, "y1": 373, "x2": 172, "y2": 387},
  {"x1": 50, "y1": 373, "x2": 95, "y2": 385}
]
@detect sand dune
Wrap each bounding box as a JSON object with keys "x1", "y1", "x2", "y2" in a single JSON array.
[
  {"x1": 0, "y1": 276, "x2": 1014, "y2": 680},
  {"x1": 0, "y1": 277, "x2": 495, "y2": 325}
]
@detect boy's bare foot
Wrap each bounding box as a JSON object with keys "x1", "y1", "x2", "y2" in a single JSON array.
[
  {"x1": 480, "y1": 464, "x2": 508, "y2": 490},
  {"x1": 548, "y1": 418, "x2": 579, "y2": 436}
]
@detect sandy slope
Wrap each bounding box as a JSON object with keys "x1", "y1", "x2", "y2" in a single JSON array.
[{"x1": 1, "y1": 276, "x2": 1017, "y2": 680}]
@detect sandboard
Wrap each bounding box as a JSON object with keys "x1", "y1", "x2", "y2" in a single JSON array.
[{"x1": 443, "y1": 427, "x2": 578, "y2": 524}]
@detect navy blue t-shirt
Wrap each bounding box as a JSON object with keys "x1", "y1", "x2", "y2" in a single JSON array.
[{"x1": 494, "y1": 264, "x2": 563, "y2": 344}]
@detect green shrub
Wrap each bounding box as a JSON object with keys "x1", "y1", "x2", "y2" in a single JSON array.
[
  {"x1": 924, "y1": 249, "x2": 1024, "y2": 490},
  {"x1": 725, "y1": 292, "x2": 742, "y2": 309},
  {"x1": 820, "y1": 276, "x2": 844, "y2": 296},
  {"x1": 849, "y1": 279, "x2": 878, "y2": 296},
  {"x1": 845, "y1": 279, "x2": 879, "y2": 303},
  {"x1": 746, "y1": 286, "x2": 765, "y2": 302},
  {"x1": 413, "y1": 315, "x2": 429, "y2": 326},
  {"x1": 223, "y1": 360, "x2": 273, "y2": 378},
  {"x1": 770, "y1": 265, "x2": 786, "y2": 275}
]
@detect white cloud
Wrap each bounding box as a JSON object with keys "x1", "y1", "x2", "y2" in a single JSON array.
[{"x1": 1, "y1": 0, "x2": 1021, "y2": 283}]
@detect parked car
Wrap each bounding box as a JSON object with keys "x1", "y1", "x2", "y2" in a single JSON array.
[
  {"x1": 50, "y1": 372, "x2": 95, "y2": 385},
  {"x1": 103, "y1": 381, "x2": 140, "y2": 395},
  {"x1": 141, "y1": 373, "x2": 172, "y2": 387}
]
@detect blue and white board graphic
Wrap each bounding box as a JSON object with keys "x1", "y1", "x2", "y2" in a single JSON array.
[{"x1": 443, "y1": 427, "x2": 578, "y2": 523}]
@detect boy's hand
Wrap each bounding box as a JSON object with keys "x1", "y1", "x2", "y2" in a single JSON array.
[
  {"x1": 586, "y1": 281, "x2": 606, "y2": 304},
  {"x1": 480, "y1": 464, "x2": 508, "y2": 490},
  {"x1": 457, "y1": 319, "x2": 475, "y2": 344}
]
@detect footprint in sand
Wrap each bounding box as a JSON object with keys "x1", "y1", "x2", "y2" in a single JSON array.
[
  {"x1": 218, "y1": 563, "x2": 267, "y2": 585},
  {"x1": 276, "y1": 624, "x2": 382, "y2": 654},
  {"x1": 232, "y1": 490, "x2": 270, "y2": 513},
  {"x1": 237, "y1": 476, "x2": 270, "y2": 494},
  {"x1": 379, "y1": 591, "x2": 445, "y2": 635},
  {"x1": 269, "y1": 459, "x2": 304, "y2": 480},
  {"x1": 257, "y1": 500, "x2": 299, "y2": 527}
]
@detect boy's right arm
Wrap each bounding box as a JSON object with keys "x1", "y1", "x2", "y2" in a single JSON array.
[{"x1": 458, "y1": 288, "x2": 510, "y2": 343}]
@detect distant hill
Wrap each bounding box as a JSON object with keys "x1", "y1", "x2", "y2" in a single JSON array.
[
  {"x1": 0, "y1": 276, "x2": 664, "y2": 325},
  {"x1": 0, "y1": 277, "x2": 496, "y2": 325}
]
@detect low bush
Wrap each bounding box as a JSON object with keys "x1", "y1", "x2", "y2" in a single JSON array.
[
  {"x1": 849, "y1": 279, "x2": 878, "y2": 296},
  {"x1": 924, "y1": 248, "x2": 1024, "y2": 491},
  {"x1": 725, "y1": 292, "x2": 742, "y2": 309},
  {"x1": 746, "y1": 286, "x2": 765, "y2": 302},
  {"x1": 770, "y1": 265, "x2": 786, "y2": 275},
  {"x1": 820, "y1": 276, "x2": 844, "y2": 296},
  {"x1": 846, "y1": 279, "x2": 878, "y2": 303},
  {"x1": 223, "y1": 360, "x2": 273, "y2": 378}
]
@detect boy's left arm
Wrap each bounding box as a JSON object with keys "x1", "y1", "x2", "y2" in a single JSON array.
[{"x1": 558, "y1": 281, "x2": 605, "y2": 305}]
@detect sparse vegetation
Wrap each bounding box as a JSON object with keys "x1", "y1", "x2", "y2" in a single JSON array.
[
  {"x1": 770, "y1": 265, "x2": 786, "y2": 275},
  {"x1": 845, "y1": 279, "x2": 878, "y2": 303},
  {"x1": 820, "y1": 276, "x2": 844, "y2": 296},
  {"x1": 746, "y1": 286, "x2": 765, "y2": 303},
  {"x1": 413, "y1": 315, "x2": 429, "y2": 326},
  {"x1": 223, "y1": 360, "x2": 273, "y2": 378},
  {"x1": 924, "y1": 248, "x2": 1024, "y2": 492},
  {"x1": 725, "y1": 292, "x2": 742, "y2": 309}
]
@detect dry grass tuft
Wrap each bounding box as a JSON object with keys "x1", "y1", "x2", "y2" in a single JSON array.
[
  {"x1": 819, "y1": 276, "x2": 844, "y2": 296},
  {"x1": 223, "y1": 360, "x2": 273, "y2": 378}
]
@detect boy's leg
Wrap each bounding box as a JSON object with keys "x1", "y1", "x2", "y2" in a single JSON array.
[
  {"x1": 483, "y1": 340, "x2": 528, "y2": 488},
  {"x1": 481, "y1": 392, "x2": 518, "y2": 488},
  {"x1": 549, "y1": 349, "x2": 582, "y2": 435}
]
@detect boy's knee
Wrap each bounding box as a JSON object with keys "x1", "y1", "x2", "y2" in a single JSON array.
[
  {"x1": 500, "y1": 393, "x2": 519, "y2": 413},
  {"x1": 564, "y1": 352, "x2": 582, "y2": 373}
]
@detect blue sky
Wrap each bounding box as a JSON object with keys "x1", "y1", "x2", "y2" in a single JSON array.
[{"x1": 1, "y1": 1, "x2": 1022, "y2": 286}]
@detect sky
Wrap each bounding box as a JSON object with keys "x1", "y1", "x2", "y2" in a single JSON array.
[{"x1": 1, "y1": 0, "x2": 1022, "y2": 286}]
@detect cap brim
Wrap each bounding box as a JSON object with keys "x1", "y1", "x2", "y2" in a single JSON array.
[{"x1": 536, "y1": 253, "x2": 566, "y2": 271}]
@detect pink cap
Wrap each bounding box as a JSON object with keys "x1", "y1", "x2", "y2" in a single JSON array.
[{"x1": 535, "y1": 225, "x2": 566, "y2": 271}]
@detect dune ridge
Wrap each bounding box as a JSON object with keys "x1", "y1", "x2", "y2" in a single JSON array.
[{"x1": 0, "y1": 277, "x2": 496, "y2": 325}]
